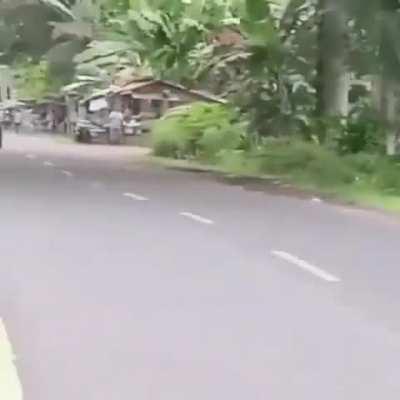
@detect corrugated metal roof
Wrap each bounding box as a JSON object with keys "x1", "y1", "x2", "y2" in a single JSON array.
[
  {"x1": 189, "y1": 90, "x2": 227, "y2": 104},
  {"x1": 81, "y1": 88, "x2": 113, "y2": 104},
  {"x1": 115, "y1": 79, "x2": 156, "y2": 95},
  {"x1": 115, "y1": 79, "x2": 226, "y2": 103}
]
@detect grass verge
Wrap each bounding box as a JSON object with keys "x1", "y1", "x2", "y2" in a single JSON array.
[{"x1": 151, "y1": 155, "x2": 400, "y2": 214}]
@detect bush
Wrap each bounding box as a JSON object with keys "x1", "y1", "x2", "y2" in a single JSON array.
[
  {"x1": 218, "y1": 150, "x2": 250, "y2": 173},
  {"x1": 344, "y1": 152, "x2": 380, "y2": 175},
  {"x1": 251, "y1": 139, "x2": 356, "y2": 186},
  {"x1": 152, "y1": 118, "x2": 187, "y2": 158},
  {"x1": 371, "y1": 159, "x2": 400, "y2": 194},
  {"x1": 337, "y1": 117, "x2": 384, "y2": 155},
  {"x1": 303, "y1": 105, "x2": 384, "y2": 155},
  {"x1": 328, "y1": 103, "x2": 385, "y2": 155},
  {"x1": 152, "y1": 102, "x2": 244, "y2": 160},
  {"x1": 306, "y1": 156, "x2": 355, "y2": 186},
  {"x1": 198, "y1": 124, "x2": 242, "y2": 161}
]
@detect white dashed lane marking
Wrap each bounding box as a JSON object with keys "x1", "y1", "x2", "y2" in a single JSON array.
[
  {"x1": 272, "y1": 250, "x2": 341, "y2": 283},
  {"x1": 311, "y1": 197, "x2": 323, "y2": 204},
  {"x1": 180, "y1": 212, "x2": 214, "y2": 225},
  {"x1": 123, "y1": 192, "x2": 148, "y2": 201},
  {"x1": 61, "y1": 170, "x2": 73, "y2": 177},
  {"x1": 43, "y1": 161, "x2": 54, "y2": 167}
]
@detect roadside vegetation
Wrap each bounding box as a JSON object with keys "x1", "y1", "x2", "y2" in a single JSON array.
[
  {"x1": 1, "y1": 0, "x2": 400, "y2": 210},
  {"x1": 153, "y1": 102, "x2": 400, "y2": 211}
]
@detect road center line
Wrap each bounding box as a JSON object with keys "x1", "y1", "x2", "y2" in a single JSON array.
[
  {"x1": 271, "y1": 250, "x2": 341, "y2": 283},
  {"x1": 43, "y1": 161, "x2": 54, "y2": 167},
  {"x1": 311, "y1": 197, "x2": 323, "y2": 204},
  {"x1": 61, "y1": 170, "x2": 73, "y2": 177},
  {"x1": 180, "y1": 212, "x2": 214, "y2": 225},
  {"x1": 25, "y1": 154, "x2": 37, "y2": 160},
  {"x1": 0, "y1": 319, "x2": 23, "y2": 400},
  {"x1": 123, "y1": 192, "x2": 148, "y2": 201}
]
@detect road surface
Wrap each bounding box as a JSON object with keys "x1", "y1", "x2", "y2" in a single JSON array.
[{"x1": 1, "y1": 133, "x2": 400, "y2": 400}]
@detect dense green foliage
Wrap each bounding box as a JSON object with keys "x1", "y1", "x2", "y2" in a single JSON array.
[
  {"x1": 153, "y1": 102, "x2": 243, "y2": 160},
  {"x1": 153, "y1": 101, "x2": 400, "y2": 198}
]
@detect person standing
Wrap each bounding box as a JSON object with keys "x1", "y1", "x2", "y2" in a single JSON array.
[
  {"x1": 108, "y1": 108, "x2": 123, "y2": 144},
  {"x1": 14, "y1": 108, "x2": 22, "y2": 134},
  {"x1": 0, "y1": 108, "x2": 4, "y2": 128},
  {"x1": 69, "y1": 108, "x2": 78, "y2": 135},
  {"x1": 123, "y1": 107, "x2": 132, "y2": 123},
  {"x1": 0, "y1": 109, "x2": 4, "y2": 148}
]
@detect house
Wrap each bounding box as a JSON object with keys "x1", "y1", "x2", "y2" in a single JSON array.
[
  {"x1": 32, "y1": 95, "x2": 66, "y2": 132},
  {"x1": 0, "y1": 65, "x2": 15, "y2": 104},
  {"x1": 111, "y1": 78, "x2": 226, "y2": 119},
  {"x1": 60, "y1": 77, "x2": 226, "y2": 136}
]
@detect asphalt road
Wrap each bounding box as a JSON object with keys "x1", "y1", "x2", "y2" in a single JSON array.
[{"x1": 1, "y1": 133, "x2": 400, "y2": 399}]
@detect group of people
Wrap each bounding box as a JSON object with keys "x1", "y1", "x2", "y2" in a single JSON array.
[
  {"x1": 0, "y1": 103, "x2": 139, "y2": 144},
  {"x1": 0, "y1": 108, "x2": 23, "y2": 133}
]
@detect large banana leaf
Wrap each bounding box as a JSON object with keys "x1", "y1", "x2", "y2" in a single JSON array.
[
  {"x1": 74, "y1": 40, "x2": 134, "y2": 64},
  {"x1": 39, "y1": 0, "x2": 74, "y2": 18},
  {"x1": 0, "y1": 0, "x2": 74, "y2": 19}
]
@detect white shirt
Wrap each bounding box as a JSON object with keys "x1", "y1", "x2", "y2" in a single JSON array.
[
  {"x1": 109, "y1": 111, "x2": 123, "y2": 129},
  {"x1": 14, "y1": 111, "x2": 22, "y2": 124}
]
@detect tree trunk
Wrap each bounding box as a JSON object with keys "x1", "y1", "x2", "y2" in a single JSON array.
[
  {"x1": 371, "y1": 75, "x2": 381, "y2": 110},
  {"x1": 316, "y1": 0, "x2": 349, "y2": 117},
  {"x1": 380, "y1": 77, "x2": 398, "y2": 155},
  {"x1": 377, "y1": 6, "x2": 400, "y2": 155}
]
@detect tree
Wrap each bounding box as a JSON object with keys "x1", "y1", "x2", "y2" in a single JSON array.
[
  {"x1": 191, "y1": 0, "x2": 318, "y2": 136},
  {"x1": 0, "y1": 0, "x2": 74, "y2": 18},
  {"x1": 316, "y1": 0, "x2": 349, "y2": 118},
  {"x1": 346, "y1": 0, "x2": 400, "y2": 154},
  {"x1": 0, "y1": 0, "x2": 74, "y2": 63}
]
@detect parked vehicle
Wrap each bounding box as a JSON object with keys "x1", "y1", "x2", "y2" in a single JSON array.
[
  {"x1": 2, "y1": 111, "x2": 13, "y2": 129},
  {"x1": 74, "y1": 119, "x2": 108, "y2": 143},
  {"x1": 123, "y1": 119, "x2": 142, "y2": 136},
  {"x1": 74, "y1": 116, "x2": 142, "y2": 144}
]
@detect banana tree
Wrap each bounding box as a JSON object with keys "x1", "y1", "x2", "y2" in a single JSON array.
[
  {"x1": 0, "y1": 0, "x2": 74, "y2": 19},
  {"x1": 191, "y1": 0, "x2": 318, "y2": 135},
  {"x1": 123, "y1": 0, "x2": 237, "y2": 82},
  {"x1": 0, "y1": 0, "x2": 74, "y2": 62},
  {"x1": 45, "y1": 0, "x2": 107, "y2": 88}
]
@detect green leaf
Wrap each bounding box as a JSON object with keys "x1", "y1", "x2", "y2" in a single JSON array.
[
  {"x1": 74, "y1": 40, "x2": 134, "y2": 64},
  {"x1": 38, "y1": 0, "x2": 75, "y2": 19},
  {"x1": 245, "y1": 0, "x2": 269, "y2": 21}
]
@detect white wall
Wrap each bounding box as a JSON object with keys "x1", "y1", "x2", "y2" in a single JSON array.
[{"x1": 0, "y1": 65, "x2": 15, "y2": 103}]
